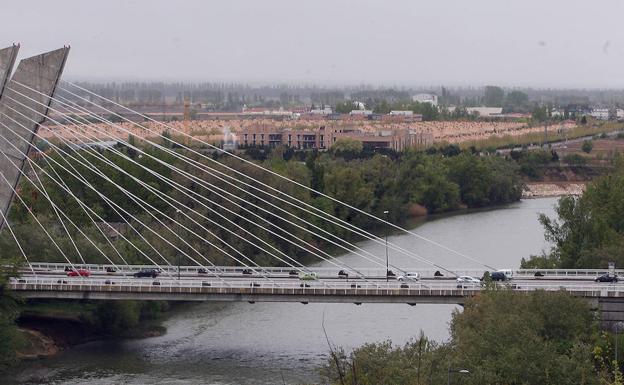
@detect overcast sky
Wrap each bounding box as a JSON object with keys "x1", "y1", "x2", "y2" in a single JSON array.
[{"x1": 3, "y1": 0, "x2": 624, "y2": 88}]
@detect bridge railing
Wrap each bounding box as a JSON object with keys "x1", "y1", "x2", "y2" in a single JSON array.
[
  {"x1": 8, "y1": 276, "x2": 624, "y2": 297},
  {"x1": 20, "y1": 262, "x2": 623, "y2": 280}
]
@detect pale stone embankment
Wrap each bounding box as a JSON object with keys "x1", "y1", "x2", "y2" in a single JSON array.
[{"x1": 523, "y1": 182, "x2": 585, "y2": 198}]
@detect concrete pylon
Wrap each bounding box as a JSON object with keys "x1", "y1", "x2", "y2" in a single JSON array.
[
  {"x1": 0, "y1": 44, "x2": 19, "y2": 99},
  {"x1": 0, "y1": 46, "x2": 70, "y2": 231}
]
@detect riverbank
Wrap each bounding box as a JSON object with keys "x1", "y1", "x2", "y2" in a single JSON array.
[
  {"x1": 12, "y1": 301, "x2": 169, "y2": 362},
  {"x1": 523, "y1": 182, "x2": 585, "y2": 198}
]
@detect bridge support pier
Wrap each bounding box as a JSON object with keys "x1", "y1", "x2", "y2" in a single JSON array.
[{"x1": 591, "y1": 298, "x2": 624, "y2": 330}]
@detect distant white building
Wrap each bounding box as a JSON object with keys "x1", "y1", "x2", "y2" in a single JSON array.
[
  {"x1": 590, "y1": 108, "x2": 609, "y2": 120},
  {"x1": 412, "y1": 93, "x2": 438, "y2": 106},
  {"x1": 466, "y1": 107, "x2": 502, "y2": 117},
  {"x1": 389, "y1": 110, "x2": 414, "y2": 116},
  {"x1": 310, "y1": 107, "x2": 333, "y2": 115},
  {"x1": 350, "y1": 110, "x2": 373, "y2": 116},
  {"x1": 446, "y1": 106, "x2": 503, "y2": 117}
]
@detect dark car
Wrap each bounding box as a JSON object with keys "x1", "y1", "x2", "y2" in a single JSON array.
[
  {"x1": 106, "y1": 266, "x2": 117, "y2": 274},
  {"x1": 338, "y1": 270, "x2": 348, "y2": 279},
  {"x1": 491, "y1": 271, "x2": 507, "y2": 281},
  {"x1": 595, "y1": 274, "x2": 618, "y2": 283},
  {"x1": 133, "y1": 269, "x2": 159, "y2": 278},
  {"x1": 242, "y1": 269, "x2": 253, "y2": 275},
  {"x1": 197, "y1": 268, "x2": 208, "y2": 275}
]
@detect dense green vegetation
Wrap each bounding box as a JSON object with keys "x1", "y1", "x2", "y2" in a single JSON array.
[
  {"x1": 324, "y1": 289, "x2": 622, "y2": 385},
  {"x1": 0, "y1": 144, "x2": 523, "y2": 267},
  {"x1": 523, "y1": 157, "x2": 624, "y2": 269},
  {"x1": 0, "y1": 262, "x2": 20, "y2": 370}
]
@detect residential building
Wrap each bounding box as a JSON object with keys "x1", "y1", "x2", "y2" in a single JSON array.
[{"x1": 241, "y1": 125, "x2": 433, "y2": 151}]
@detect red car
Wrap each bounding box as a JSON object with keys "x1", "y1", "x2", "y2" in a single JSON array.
[{"x1": 67, "y1": 269, "x2": 91, "y2": 277}]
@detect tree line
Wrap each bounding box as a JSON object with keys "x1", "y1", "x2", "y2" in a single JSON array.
[{"x1": 0, "y1": 143, "x2": 523, "y2": 267}]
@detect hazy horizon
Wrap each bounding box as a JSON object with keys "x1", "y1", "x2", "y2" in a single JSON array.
[{"x1": 3, "y1": 0, "x2": 624, "y2": 88}]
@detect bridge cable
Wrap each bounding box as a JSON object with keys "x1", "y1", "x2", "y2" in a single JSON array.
[
  {"x1": 0, "y1": 116, "x2": 249, "y2": 287},
  {"x1": 0, "y1": 148, "x2": 80, "y2": 275},
  {"x1": 4, "y1": 87, "x2": 390, "y2": 281},
  {"x1": 0, "y1": 105, "x2": 286, "y2": 286},
  {"x1": 27, "y1": 160, "x2": 86, "y2": 265},
  {"x1": 37, "y1": 86, "x2": 455, "y2": 275},
  {"x1": 0, "y1": 202, "x2": 35, "y2": 276},
  {"x1": 61, "y1": 81, "x2": 496, "y2": 271},
  {"x1": 0, "y1": 118, "x2": 180, "y2": 281},
  {"x1": 34, "y1": 96, "x2": 385, "y2": 279}
]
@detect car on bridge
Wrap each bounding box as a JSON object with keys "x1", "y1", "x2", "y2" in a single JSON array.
[
  {"x1": 397, "y1": 272, "x2": 420, "y2": 282},
  {"x1": 299, "y1": 272, "x2": 318, "y2": 281},
  {"x1": 595, "y1": 274, "x2": 618, "y2": 283},
  {"x1": 456, "y1": 276, "x2": 482, "y2": 288},
  {"x1": 133, "y1": 269, "x2": 160, "y2": 278},
  {"x1": 491, "y1": 271, "x2": 507, "y2": 281},
  {"x1": 66, "y1": 269, "x2": 90, "y2": 277}
]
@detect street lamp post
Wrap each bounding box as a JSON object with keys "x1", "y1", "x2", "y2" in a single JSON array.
[
  {"x1": 447, "y1": 362, "x2": 469, "y2": 385},
  {"x1": 384, "y1": 210, "x2": 389, "y2": 282},
  {"x1": 176, "y1": 209, "x2": 181, "y2": 281}
]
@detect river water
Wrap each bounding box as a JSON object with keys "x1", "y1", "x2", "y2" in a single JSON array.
[{"x1": 3, "y1": 198, "x2": 558, "y2": 385}]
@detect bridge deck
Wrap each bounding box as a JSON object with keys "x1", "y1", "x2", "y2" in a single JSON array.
[{"x1": 10, "y1": 277, "x2": 624, "y2": 303}]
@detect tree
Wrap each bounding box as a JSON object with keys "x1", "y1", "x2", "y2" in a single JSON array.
[
  {"x1": 324, "y1": 290, "x2": 601, "y2": 385},
  {"x1": 450, "y1": 290, "x2": 598, "y2": 385},
  {"x1": 523, "y1": 167, "x2": 624, "y2": 268},
  {"x1": 582, "y1": 140, "x2": 594, "y2": 154},
  {"x1": 0, "y1": 259, "x2": 20, "y2": 370},
  {"x1": 335, "y1": 101, "x2": 354, "y2": 114},
  {"x1": 483, "y1": 85, "x2": 505, "y2": 107},
  {"x1": 330, "y1": 138, "x2": 363, "y2": 157},
  {"x1": 532, "y1": 105, "x2": 549, "y2": 122},
  {"x1": 504, "y1": 90, "x2": 529, "y2": 112}
]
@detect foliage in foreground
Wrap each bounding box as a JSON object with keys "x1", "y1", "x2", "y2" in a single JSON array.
[
  {"x1": 0, "y1": 259, "x2": 21, "y2": 371},
  {"x1": 324, "y1": 290, "x2": 614, "y2": 385}
]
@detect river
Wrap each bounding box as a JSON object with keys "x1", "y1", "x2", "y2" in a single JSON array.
[{"x1": 2, "y1": 198, "x2": 559, "y2": 385}]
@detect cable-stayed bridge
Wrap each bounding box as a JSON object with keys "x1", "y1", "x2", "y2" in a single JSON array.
[{"x1": 1, "y1": 45, "x2": 624, "y2": 328}]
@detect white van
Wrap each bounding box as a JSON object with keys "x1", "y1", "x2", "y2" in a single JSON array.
[{"x1": 497, "y1": 269, "x2": 514, "y2": 280}]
